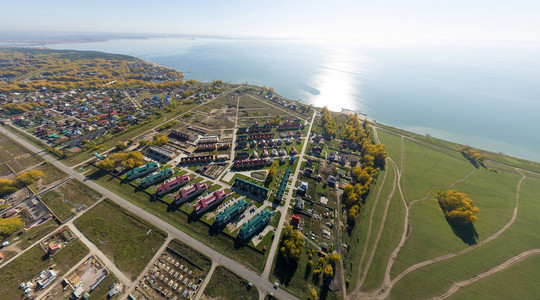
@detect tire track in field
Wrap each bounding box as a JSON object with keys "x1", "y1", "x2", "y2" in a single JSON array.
[
  {"x1": 431, "y1": 248, "x2": 540, "y2": 300},
  {"x1": 350, "y1": 130, "x2": 403, "y2": 297},
  {"x1": 374, "y1": 168, "x2": 526, "y2": 299}
]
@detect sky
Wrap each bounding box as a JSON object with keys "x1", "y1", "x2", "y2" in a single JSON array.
[{"x1": 2, "y1": 0, "x2": 540, "y2": 43}]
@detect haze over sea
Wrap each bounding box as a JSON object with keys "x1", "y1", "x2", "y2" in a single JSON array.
[{"x1": 46, "y1": 38, "x2": 540, "y2": 162}]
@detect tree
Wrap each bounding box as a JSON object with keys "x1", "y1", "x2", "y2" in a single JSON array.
[
  {"x1": 265, "y1": 160, "x2": 278, "y2": 186},
  {"x1": 437, "y1": 190, "x2": 479, "y2": 225},
  {"x1": 0, "y1": 217, "x2": 24, "y2": 239},
  {"x1": 16, "y1": 169, "x2": 44, "y2": 185},
  {"x1": 115, "y1": 141, "x2": 128, "y2": 150},
  {"x1": 323, "y1": 264, "x2": 334, "y2": 279},
  {"x1": 139, "y1": 139, "x2": 153, "y2": 147},
  {"x1": 308, "y1": 288, "x2": 318, "y2": 300},
  {"x1": 153, "y1": 134, "x2": 169, "y2": 146},
  {"x1": 0, "y1": 179, "x2": 17, "y2": 196},
  {"x1": 328, "y1": 253, "x2": 340, "y2": 266},
  {"x1": 97, "y1": 151, "x2": 145, "y2": 171},
  {"x1": 279, "y1": 225, "x2": 305, "y2": 264}
]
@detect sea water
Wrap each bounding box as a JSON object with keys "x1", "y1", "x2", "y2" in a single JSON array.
[{"x1": 46, "y1": 38, "x2": 540, "y2": 162}]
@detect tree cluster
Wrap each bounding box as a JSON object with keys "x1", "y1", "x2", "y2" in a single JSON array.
[
  {"x1": 320, "y1": 106, "x2": 337, "y2": 138},
  {"x1": 16, "y1": 169, "x2": 44, "y2": 185},
  {"x1": 0, "y1": 179, "x2": 18, "y2": 196},
  {"x1": 0, "y1": 217, "x2": 24, "y2": 239},
  {"x1": 265, "y1": 160, "x2": 278, "y2": 186},
  {"x1": 279, "y1": 225, "x2": 305, "y2": 264},
  {"x1": 437, "y1": 190, "x2": 479, "y2": 225},
  {"x1": 96, "y1": 151, "x2": 145, "y2": 171},
  {"x1": 461, "y1": 145, "x2": 487, "y2": 167},
  {"x1": 153, "y1": 134, "x2": 169, "y2": 146}
]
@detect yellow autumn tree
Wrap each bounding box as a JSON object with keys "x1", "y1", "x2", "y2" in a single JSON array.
[
  {"x1": 279, "y1": 225, "x2": 305, "y2": 264},
  {"x1": 437, "y1": 190, "x2": 479, "y2": 225},
  {"x1": 16, "y1": 169, "x2": 44, "y2": 185},
  {"x1": 0, "y1": 179, "x2": 18, "y2": 195},
  {"x1": 0, "y1": 217, "x2": 24, "y2": 239}
]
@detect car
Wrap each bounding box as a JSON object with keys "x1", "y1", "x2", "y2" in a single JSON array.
[{"x1": 273, "y1": 282, "x2": 279, "y2": 289}]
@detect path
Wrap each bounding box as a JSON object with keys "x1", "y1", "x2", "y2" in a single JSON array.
[
  {"x1": 66, "y1": 223, "x2": 132, "y2": 286},
  {"x1": 432, "y1": 248, "x2": 540, "y2": 300},
  {"x1": 122, "y1": 235, "x2": 173, "y2": 299},
  {"x1": 194, "y1": 262, "x2": 218, "y2": 300},
  {"x1": 0, "y1": 196, "x2": 104, "y2": 269},
  {"x1": 350, "y1": 133, "x2": 396, "y2": 294}
]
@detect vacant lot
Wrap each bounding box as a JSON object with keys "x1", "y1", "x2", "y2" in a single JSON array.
[
  {"x1": 168, "y1": 239, "x2": 212, "y2": 271},
  {"x1": 204, "y1": 266, "x2": 259, "y2": 300},
  {"x1": 74, "y1": 199, "x2": 167, "y2": 280},
  {"x1": 0, "y1": 240, "x2": 88, "y2": 300},
  {"x1": 40, "y1": 179, "x2": 102, "y2": 222}
]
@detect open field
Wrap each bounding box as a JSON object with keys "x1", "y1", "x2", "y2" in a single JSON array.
[
  {"x1": 347, "y1": 126, "x2": 540, "y2": 299},
  {"x1": 204, "y1": 266, "x2": 259, "y2": 300},
  {"x1": 389, "y1": 174, "x2": 540, "y2": 299},
  {"x1": 0, "y1": 240, "x2": 88, "y2": 300},
  {"x1": 73, "y1": 199, "x2": 167, "y2": 280},
  {"x1": 447, "y1": 253, "x2": 540, "y2": 299},
  {"x1": 31, "y1": 162, "x2": 68, "y2": 187},
  {"x1": 167, "y1": 238, "x2": 212, "y2": 271},
  {"x1": 17, "y1": 219, "x2": 59, "y2": 250},
  {"x1": 40, "y1": 179, "x2": 102, "y2": 222}
]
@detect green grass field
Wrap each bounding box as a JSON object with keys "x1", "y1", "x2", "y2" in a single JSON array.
[
  {"x1": 204, "y1": 266, "x2": 259, "y2": 300},
  {"x1": 342, "y1": 127, "x2": 540, "y2": 299},
  {"x1": 390, "y1": 166, "x2": 521, "y2": 278},
  {"x1": 40, "y1": 179, "x2": 102, "y2": 221},
  {"x1": 0, "y1": 240, "x2": 88, "y2": 300},
  {"x1": 73, "y1": 199, "x2": 167, "y2": 280},
  {"x1": 447, "y1": 253, "x2": 540, "y2": 299}
]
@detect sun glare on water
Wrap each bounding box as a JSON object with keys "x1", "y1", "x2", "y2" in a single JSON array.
[{"x1": 307, "y1": 47, "x2": 369, "y2": 113}]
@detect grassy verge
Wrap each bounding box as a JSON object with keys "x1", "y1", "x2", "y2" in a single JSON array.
[{"x1": 204, "y1": 266, "x2": 259, "y2": 300}]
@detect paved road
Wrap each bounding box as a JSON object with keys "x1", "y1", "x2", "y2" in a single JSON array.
[
  {"x1": 0, "y1": 125, "x2": 298, "y2": 300},
  {"x1": 262, "y1": 110, "x2": 316, "y2": 279}
]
